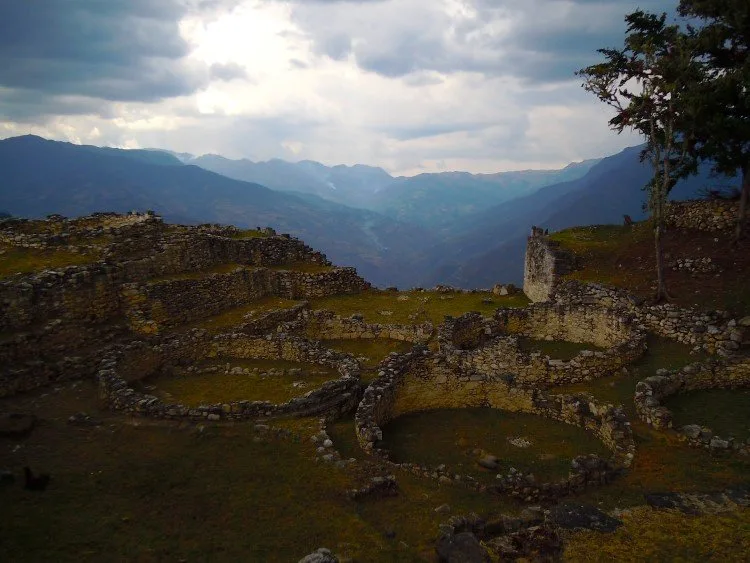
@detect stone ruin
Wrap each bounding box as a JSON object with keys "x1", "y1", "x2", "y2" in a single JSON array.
[
  {"x1": 3, "y1": 203, "x2": 749, "y2": 510},
  {"x1": 354, "y1": 347, "x2": 635, "y2": 502},
  {"x1": 0, "y1": 212, "x2": 370, "y2": 397},
  {"x1": 634, "y1": 355, "x2": 750, "y2": 455},
  {"x1": 437, "y1": 303, "x2": 646, "y2": 387},
  {"x1": 97, "y1": 331, "x2": 362, "y2": 421}
]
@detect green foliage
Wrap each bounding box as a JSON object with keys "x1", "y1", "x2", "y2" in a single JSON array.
[
  {"x1": 678, "y1": 0, "x2": 750, "y2": 239},
  {"x1": 577, "y1": 9, "x2": 702, "y2": 300}
]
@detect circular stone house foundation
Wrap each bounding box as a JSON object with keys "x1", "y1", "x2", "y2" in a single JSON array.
[
  {"x1": 98, "y1": 330, "x2": 361, "y2": 421},
  {"x1": 355, "y1": 347, "x2": 635, "y2": 501},
  {"x1": 635, "y1": 356, "x2": 750, "y2": 455},
  {"x1": 438, "y1": 303, "x2": 646, "y2": 388}
]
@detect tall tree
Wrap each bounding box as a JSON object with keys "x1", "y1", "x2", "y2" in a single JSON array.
[
  {"x1": 678, "y1": 0, "x2": 750, "y2": 241},
  {"x1": 577, "y1": 11, "x2": 700, "y2": 302}
]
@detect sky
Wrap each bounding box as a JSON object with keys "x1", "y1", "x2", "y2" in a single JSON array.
[{"x1": 0, "y1": 0, "x2": 678, "y2": 176}]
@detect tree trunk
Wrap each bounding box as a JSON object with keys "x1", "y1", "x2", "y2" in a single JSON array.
[
  {"x1": 653, "y1": 149, "x2": 671, "y2": 303},
  {"x1": 654, "y1": 222, "x2": 669, "y2": 303},
  {"x1": 733, "y1": 163, "x2": 749, "y2": 243}
]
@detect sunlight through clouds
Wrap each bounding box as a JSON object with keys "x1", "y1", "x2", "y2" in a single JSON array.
[{"x1": 0, "y1": 0, "x2": 672, "y2": 174}]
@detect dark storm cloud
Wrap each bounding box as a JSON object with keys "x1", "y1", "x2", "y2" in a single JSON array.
[{"x1": 0, "y1": 0, "x2": 240, "y2": 120}]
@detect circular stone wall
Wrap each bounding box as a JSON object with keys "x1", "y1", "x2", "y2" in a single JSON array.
[
  {"x1": 355, "y1": 348, "x2": 635, "y2": 501},
  {"x1": 438, "y1": 303, "x2": 646, "y2": 387},
  {"x1": 635, "y1": 356, "x2": 750, "y2": 455},
  {"x1": 98, "y1": 329, "x2": 361, "y2": 420}
]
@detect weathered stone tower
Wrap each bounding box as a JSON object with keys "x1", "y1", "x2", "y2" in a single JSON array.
[{"x1": 523, "y1": 226, "x2": 575, "y2": 302}]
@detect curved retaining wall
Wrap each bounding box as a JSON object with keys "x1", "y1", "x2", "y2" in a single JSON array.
[
  {"x1": 355, "y1": 349, "x2": 635, "y2": 501},
  {"x1": 553, "y1": 280, "x2": 745, "y2": 355},
  {"x1": 97, "y1": 331, "x2": 361, "y2": 420},
  {"x1": 634, "y1": 356, "x2": 750, "y2": 455},
  {"x1": 437, "y1": 304, "x2": 646, "y2": 387}
]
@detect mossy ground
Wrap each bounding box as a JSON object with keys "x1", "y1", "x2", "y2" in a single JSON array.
[
  {"x1": 0, "y1": 381, "x2": 511, "y2": 562},
  {"x1": 3, "y1": 219, "x2": 750, "y2": 560},
  {"x1": 554, "y1": 338, "x2": 750, "y2": 508},
  {"x1": 318, "y1": 338, "x2": 416, "y2": 381},
  {"x1": 381, "y1": 408, "x2": 611, "y2": 483},
  {"x1": 665, "y1": 388, "x2": 750, "y2": 441},
  {"x1": 518, "y1": 337, "x2": 604, "y2": 361},
  {"x1": 310, "y1": 288, "x2": 529, "y2": 326},
  {"x1": 551, "y1": 222, "x2": 750, "y2": 314},
  {"x1": 563, "y1": 505, "x2": 750, "y2": 562},
  {"x1": 0, "y1": 243, "x2": 100, "y2": 278},
  {"x1": 142, "y1": 358, "x2": 338, "y2": 405},
  {"x1": 177, "y1": 297, "x2": 301, "y2": 333}
]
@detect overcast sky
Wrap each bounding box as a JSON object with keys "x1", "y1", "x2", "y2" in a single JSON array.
[{"x1": 0, "y1": 0, "x2": 677, "y2": 176}]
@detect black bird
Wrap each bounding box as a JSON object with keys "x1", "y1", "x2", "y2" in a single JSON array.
[{"x1": 23, "y1": 466, "x2": 50, "y2": 491}]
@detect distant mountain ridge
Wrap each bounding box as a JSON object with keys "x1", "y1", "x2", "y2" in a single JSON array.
[
  {"x1": 2, "y1": 135, "x2": 738, "y2": 289},
  {"x1": 422, "y1": 145, "x2": 738, "y2": 286},
  {"x1": 173, "y1": 150, "x2": 600, "y2": 229},
  {"x1": 0, "y1": 135, "x2": 437, "y2": 287}
]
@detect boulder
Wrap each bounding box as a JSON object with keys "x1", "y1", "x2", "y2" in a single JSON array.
[
  {"x1": 477, "y1": 455, "x2": 499, "y2": 470},
  {"x1": 547, "y1": 502, "x2": 622, "y2": 532},
  {"x1": 298, "y1": 548, "x2": 337, "y2": 563},
  {"x1": 436, "y1": 532, "x2": 491, "y2": 563}
]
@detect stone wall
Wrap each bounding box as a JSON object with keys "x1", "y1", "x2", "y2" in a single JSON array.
[
  {"x1": 553, "y1": 280, "x2": 745, "y2": 355},
  {"x1": 0, "y1": 211, "x2": 160, "y2": 247},
  {"x1": 523, "y1": 227, "x2": 575, "y2": 303},
  {"x1": 295, "y1": 309, "x2": 434, "y2": 343},
  {"x1": 98, "y1": 332, "x2": 362, "y2": 420},
  {"x1": 354, "y1": 349, "x2": 635, "y2": 501},
  {"x1": 436, "y1": 305, "x2": 646, "y2": 388},
  {"x1": 0, "y1": 214, "x2": 370, "y2": 396},
  {"x1": 232, "y1": 302, "x2": 310, "y2": 336},
  {"x1": 634, "y1": 356, "x2": 750, "y2": 455},
  {"x1": 122, "y1": 267, "x2": 369, "y2": 333},
  {"x1": 665, "y1": 200, "x2": 742, "y2": 232}
]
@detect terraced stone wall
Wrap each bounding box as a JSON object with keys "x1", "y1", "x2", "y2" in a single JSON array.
[
  {"x1": 0, "y1": 214, "x2": 368, "y2": 395},
  {"x1": 98, "y1": 332, "x2": 361, "y2": 420},
  {"x1": 123, "y1": 267, "x2": 369, "y2": 333},
  {"x1": 666, "y1": 200, "x2": 742, "y2": 232}
]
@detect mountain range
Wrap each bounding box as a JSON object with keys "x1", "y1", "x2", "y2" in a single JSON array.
[{"x1": 0, "y1": 135, "x2": 738, "y2": 287}]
